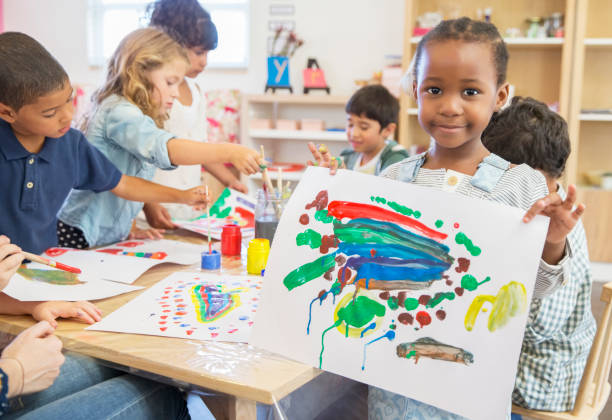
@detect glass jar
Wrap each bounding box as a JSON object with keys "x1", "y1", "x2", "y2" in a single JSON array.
[{"x1": 254, "y1": 188, "x2": 288, "y2": 245}]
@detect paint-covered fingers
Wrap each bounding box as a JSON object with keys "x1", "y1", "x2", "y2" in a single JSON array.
[{"x1": 307, "y1": 142, "x2": 323, "y2": 166}]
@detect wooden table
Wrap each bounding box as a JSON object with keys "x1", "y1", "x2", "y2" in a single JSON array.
[{"x1": 0, "y1": 233, "x2": 319, "y2": 419}]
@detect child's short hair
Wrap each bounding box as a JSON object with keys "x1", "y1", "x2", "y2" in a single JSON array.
[
  {"x1": 414, "y1": 17, "x2": 509, "y2": 87},
  {"x1": 147, "y1": 0, "x2": 218, "y2": 50},
  {"x1": 345, "y1": 85, "x2": 399, "y2": 130},
  {"x1": 86, "y1": 27, "x2": 188, "y2": 129},
  {"x1": 482, "y1": 96, "x2": 570, "y2": 178},
  {"x1": 0, "y1": 32, "x2": 69, "y2": 111}
]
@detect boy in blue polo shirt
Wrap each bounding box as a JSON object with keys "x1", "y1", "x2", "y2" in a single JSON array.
[
  {"x1": 0, "y1": 32, "x2": 191, "y2": 419},
  {"x1": 0, "y1": 32, "x2": 207, "y2": 256}
]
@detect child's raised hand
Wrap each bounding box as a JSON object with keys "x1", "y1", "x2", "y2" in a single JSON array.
[
  {"x1": 228, "y1": 179, "x2": 249, "y2": 194},
  {"x1": 306, "y1": 142, "x2": 343, "y2": 175},
  {"x1": 226, "y1": 144, "x2": 262, "y2": 175},
  {"x1": 0, "y1": 236, "x2": 24, "y2": 291},
  {"x1": 31, "y1": 301, "x2": 102, "y2": 328},
  {"x1": 181, "y1": 186, "x2": 208, "y2": 207},
  {"x1": 523, "y1": 184, "x2": 585, "y2": 262}
]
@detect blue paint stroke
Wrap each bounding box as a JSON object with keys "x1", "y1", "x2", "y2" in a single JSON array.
[{"x1": 362, "y1": 330, "x2": 396, "y2": 370}]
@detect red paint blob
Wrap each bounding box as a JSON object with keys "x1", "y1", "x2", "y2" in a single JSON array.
[
  {"x1": 116, "y1": 241, "x2": 144, "y2": 247},
  {"x1": 436, "y1": 310, "x2": 446, "y2": 321},
  {"x1": 453, "y1": 223, "x2": 460, "y2": 229},
  {"x1": 305, "y1": 190, "x2": 329, "y2": 211},
  {"x1": 159, "y1": 327, "x2": 167, "y2": 332},
  {"x1": 299, "y1": 214, "x2": 310, "y2": 225},
  {"x1": 416, "y1": 311, "x2": 431, "y2": 327},
  {"x1": 186, "y1": 330, "x2": 194, "y2": 335},
  {"x1": 455, "y1": 257, "x2": 471, "y2": 273},
  {"x1": 398, "y1": 312, "x2": 414, "y2": 325},
  {"x1": 370, "y1": 248, "x2": 377, "y2": 257},
  {"x1": 454, "y1": 287, "x2": 464, "y2": 296}
]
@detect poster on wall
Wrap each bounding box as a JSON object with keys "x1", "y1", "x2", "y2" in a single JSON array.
[{"x1": 250, "y1": 167, "x2": 548, "y2": 420}]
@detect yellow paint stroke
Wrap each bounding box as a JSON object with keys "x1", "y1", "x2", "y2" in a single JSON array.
[{"x1": 464, "y1": 281, "x2": 527, "y2": 332}]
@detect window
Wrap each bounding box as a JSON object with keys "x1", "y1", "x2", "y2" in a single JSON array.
[{"x1": 87, "y1": 0, "x2": 249, "y2": 68}]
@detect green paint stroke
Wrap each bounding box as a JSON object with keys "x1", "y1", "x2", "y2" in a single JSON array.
[
  {"x1": 319, "y1": 319, "x2": 342, "y2": 368},
  {"x1": 387, "y1": 201, "x2": 413, "y2": 217},
  {"x1": 314, "y1": 209, "x2": 335, "y2": 224},
  {"x1": 455, "y1": 232, "x2": 482, "y2": 256},
  {"x1": 209, "y1": 188, "x2": 232, "y2": 218},
  {"x1": 370, "y1": 196, "x2": 387, "y2": 205},
  {"x1": 461, "y1": 275, "x2": 491, "y2": 292},
  {"x1": 387, "y1": 297, "x2": 399, "y2": 310},
  {"x1": 426, "y1": 292, "x2": 455, "y2": 308},
  {"x1": 296, "y1": 229, "x2": 322, "y2": 249},
  {"x1": 413, "y1": 211, "x2": 421, "y2": 219},
  {"x1": 337, "y1": 296, "x2": 386, "y2": 329},
  {"x1": 18, "y1": 267, "x2": 83, "y2": 285},
  {"x1": 435, "y1": 219, "x2": 444, "y2": 228},
  {"x1": 404, "y1": 298, "x2": 419, "y2": 311},
  {"x1": 405, "y1": 350, "x2": 416, "y2": 359},
  {"x1": 283, "y1": 254, "x2": 337, "y2": 291}
]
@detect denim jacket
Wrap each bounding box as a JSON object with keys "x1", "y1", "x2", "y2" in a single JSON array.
[{"x1": 59, "y1": 95, "x2": 176, "y2": 246}]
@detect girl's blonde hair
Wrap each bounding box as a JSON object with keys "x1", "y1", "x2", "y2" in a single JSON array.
[{"x1": 83, "y1": 27, "x2": 188, "y2": 130}]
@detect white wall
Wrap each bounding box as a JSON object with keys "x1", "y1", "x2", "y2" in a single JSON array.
[{"x1": 4, "y1": 0, "x2": 405, "y2": 96}]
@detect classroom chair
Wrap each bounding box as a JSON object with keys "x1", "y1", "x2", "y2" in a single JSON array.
[{"x1": 512, "y1": 281, "x2": 612, "y2": 420}]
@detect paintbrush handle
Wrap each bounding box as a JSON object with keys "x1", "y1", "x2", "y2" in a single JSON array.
[{"x1": 22, "y1": 252, "x2": 82, "y2": 274}]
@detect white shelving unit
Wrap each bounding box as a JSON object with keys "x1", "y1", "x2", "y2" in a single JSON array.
[
  {"x1": 241, "y1": 94, "x2": 350, "y2": 192},
  {"x1": 579, "y1": 113, "x2": 612, "y2": 121}
]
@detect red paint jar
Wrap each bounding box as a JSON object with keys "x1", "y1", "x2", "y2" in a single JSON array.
[{"x1": 221, "y1": 224, "x2": 242, "y2": 256}]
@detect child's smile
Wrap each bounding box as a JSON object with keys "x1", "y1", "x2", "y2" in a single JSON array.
[{"x1": 414, "y1": 39, "x2": 508, "y2": 152}]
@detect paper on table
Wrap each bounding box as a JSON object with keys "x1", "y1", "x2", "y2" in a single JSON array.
[
  {"x1": 5, "y1": 262, "x2": 143, "y2": 301},
  {"x1": 88, "y1": 271, "x2": 262, "y2": 343}
]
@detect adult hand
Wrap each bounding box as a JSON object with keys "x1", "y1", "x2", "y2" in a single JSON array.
[
  {"x1": 31, "y1": 301, "x2": 102, "y2": 328},
  {"x1": 1, "y1": 321, "x2": 64, "y2": 396}
]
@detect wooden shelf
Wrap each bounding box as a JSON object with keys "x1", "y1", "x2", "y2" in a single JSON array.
[
  {"x1": 245, "y1": 94, "x2": 349, "y2": 105},
  {"x1": 580, "y1": 113, "x2": 612, "y2": 122},
  {"x1": 249, "y1": 129, "x2": 346, "y2": 141},
  {"x1": 407, "y1": 108, "x2": 418, "y2": 115},
  {"x1": 410, "y1": 37, "x2": 564, "y2": 46},
  {"x1": 585, "y1": 38, "x2": 612, "y2": 47}
]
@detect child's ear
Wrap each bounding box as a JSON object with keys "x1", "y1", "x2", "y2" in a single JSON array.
[
  {"x1": 494, "y1": 82, "x2": 510, "y2": 111},
  {"x1": 381, "y1": 122, "x2": 397, "y2": 140},
  {"x1": 0, "y1": 103, "x2": 17, "y2": 123}
]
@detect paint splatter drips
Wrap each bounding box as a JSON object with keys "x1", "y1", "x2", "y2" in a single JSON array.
[
  {"x1": 461, "y1": 275, "x2": 490, "y2": 292},
  {"x1": 455, "y1": 232, "x2": 481, "y2": 256}
]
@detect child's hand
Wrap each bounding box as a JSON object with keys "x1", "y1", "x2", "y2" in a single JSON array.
[
  {"x1": 228, "y1": 179, "x2": 248, "y2": 194},
  {"x1": 142, "y1": 203, "x2": 177, "y2": 229},
  {"x1": 0, "y1": 236, "x2": 24, "y2": 291},
  {"x1": 523, "y1": 184, "x2": 585, "y2": 263},
  {"x1": 128, "y1": 226, "x2": 165, "y2": 240},
  {"x1": 31, "y1": 301, "x2": 102, "y2": 328},
  {"x1": 181, "y1": 186, "x2": 208, "y2": 206},
  {"x1": 1, "y1": 321, "x2": 64, "y2": 396},
  {"x1": 306, "y1": 142, "x2": 344, "y2": 175},
  {"x1": 226, "y1": 144, "x2": 262, "y2": 175}
]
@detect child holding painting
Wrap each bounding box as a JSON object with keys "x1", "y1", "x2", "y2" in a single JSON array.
[
  {"x1": 308, "y1": 84, "x2": 408, "y2": 176},
  {"x1": 58, "y1": 27, "x2": 262, "y2": 248},
  {"x1": 143, "y1": 0, "x2": 249, "y2": 228},
  {"x1": 483, "y1": 96, "x2": 596, "y2": 414},
  {"x1": 311, "y1": 17, "x2": 584, "y2": 420}
]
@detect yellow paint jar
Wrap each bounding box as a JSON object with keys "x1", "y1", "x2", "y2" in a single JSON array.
[{"x1": 247, "y1": 238, "x2": 270, "y2": 275}]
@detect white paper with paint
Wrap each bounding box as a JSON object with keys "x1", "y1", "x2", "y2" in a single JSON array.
[
  {"x1": 88, "y1": 272, "x2": 262, "y2": 343},
  {"x1": 5, "y1": 262, "x2": 143, "y2": 301},
  {"x1": 174, "y1": 187, "x2": 256, "y2": 240},
  {"x1": 95, "y1": 239, "x2": 205, "y2": 266},
  {"x1": 39, "y1": 247, "x2": 160, "y2": 284},
  {"x1": 250, "y1": 167, "x2": 549, "y2": 420}
]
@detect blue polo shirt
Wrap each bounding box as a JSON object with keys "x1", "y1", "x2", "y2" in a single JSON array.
[{"x1": 0, "y1": 120, "x2": 122, "y2": 254}]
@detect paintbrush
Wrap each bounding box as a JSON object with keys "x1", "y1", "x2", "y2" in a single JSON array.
[
  {"x1": 259, "y1": 145, "x2": 277, "y2": 197},
  {"x1": 22, "y1": 252, "x2": 82, "y2": 274},
  {"x1": 205, "y1": 184, "x2": 212, "y2": 254}
]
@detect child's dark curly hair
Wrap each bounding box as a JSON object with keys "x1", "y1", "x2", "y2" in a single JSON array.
[
  {"x1": 414, "y1": 17, "x2": 508, "y2": 87},
  {"x1": 147, "y1": 0, "x2": 218, "y2": 50},
  {"x1": 482, "y1": 96, "x2": 571, "y2": 179}
]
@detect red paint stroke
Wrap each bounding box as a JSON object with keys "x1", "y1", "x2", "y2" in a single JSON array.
[
  {"x1": 299, "y1": 214, "x2": 310, "y2": 225},
  {"x1": 235, "y1": 206, "x2": 255, "y2": 227},
  {"x1": 45, "y1": 248, "x2": 69, "y2": 257},
  {"x1": 453, "y1": 223, "x2": 460, "y2": 229},
  {"x1": 160, "y1": 327, "x2": 167, "y2": 332},
  {"x1": 370, "y1": 248, "x2": 377, "y2": 257},
  {"x1": 175, "y1": 311, "x2": 187, "y2": 316},
  {"x1": 228, "y1": 329, "x2": 238, "y2": 334},
  {"x1": 327, "y1": 201, "x2": 447, "y2": 241},
  {"x1": 211, "y1": 332, "x2": 219, "y2": 338},
  {"x1": 116, "y1": 241, "x2": 144, "y2": 247},
  {"x1": 186, "y1": 330, "x2": 194, "y2": 335},
  {"x1": 305, "y1": 190, "x2": 328, "y2": 211},
  {"x1": 96, "y1": 248, "x2": 122, "y2": 255},
  {"x1": 160, "y1": 315, "x2": 168, "y2": 319},
  {"x1": 416, "y1": 311, "x2": 432, "y2": 328}
]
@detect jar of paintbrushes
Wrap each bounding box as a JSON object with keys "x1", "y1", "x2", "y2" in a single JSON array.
[{"x1": 254, "y1": 185, "x2": 289, "y2": 245}]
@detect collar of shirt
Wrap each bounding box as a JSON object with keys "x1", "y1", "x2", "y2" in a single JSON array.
[{"x1": 0, "y1": 119, "x2": 59, "y2": 162}]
